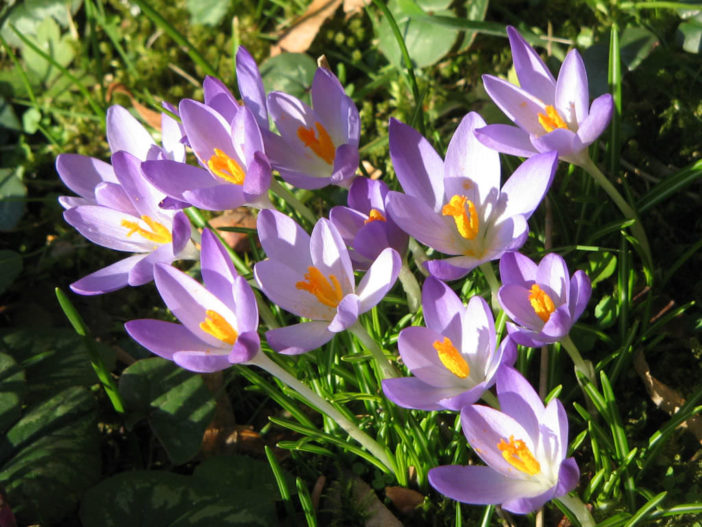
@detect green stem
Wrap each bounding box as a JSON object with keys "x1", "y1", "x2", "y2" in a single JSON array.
[
  {"x1": 479, "y1": 262, "x2": 500, "y2": 312},
  {"x1": 349, "y1": 322, "x2": 400, "y2": 379},
  {"x1": 408, "y1": 238, "x2": 430, "y2": 276},
  {"x1": 555, "y1": 494, "x2": 595, "y2": 527},
  {"x1": 579, "y1": 157, "x2": 652, "y2": 274},
  {"x1": 480, "y1": 390, "x2": 500, "y2": 409},
  {"x1": 270, "y1": 179, "x2": 316, "y2": 225},
  {"x1": 398, "y1": 261, "x2": 421, "y2": 313},
  {"x1": 252, "y1": 352, "x2": 396, "y2": 474},
  {"x1": 561, "y1": 335, "x2": 596, "y2": 386}
]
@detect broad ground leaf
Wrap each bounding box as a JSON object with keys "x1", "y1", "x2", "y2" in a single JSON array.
[
  {"x1": 0, "y1": 353, "x2": 24, "y2": 433},
  {"x1": 0, "y1": 251, "x2": 22, "y2": 296},
  {"x1": 259, "y1": 53, "x2": 318, "y2": 101},
  {"x1": 0, "y1": 168, "x2": 26, "y2": 231},
  {"x1": 118, "y1": 357, "x2": 216, "y2": 465}
]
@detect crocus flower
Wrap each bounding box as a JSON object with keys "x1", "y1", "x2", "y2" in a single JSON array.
[
  {"x1": 141, "y1": 99, "x2": 272, "y2": 212},
  {"x1": 254, "y1": 210, "x2": 401, "y2": 354},
  {"x1": 429, "y1": 365, "x2": 580, "y2": 514},
  {"x1": 264, "y1": 67, "x2": 360, "y2": 189},
  {"x1": 125, "y1": 229, "x2": 260, "y2": 372},
  {"x1": 329, "y1": 177, "x2": 408, "y2": 270},
  {"x1": 236, "y1": 46, "x2": 269, "y2": 130},
  {"x1": 476, "y1": 26, "x2": 613, "y2": 166},
  {"x1": 382, "y1": 276, "x2": 515, "y2": 411},
  {"x1": 385, "y1": 112, "x2": 557, "y2": 281},
  {"x1": 56, "y1": 104, "x2": 184, "y2": 210},
  {"x1": 498, "y1": 252, "x2": 591, "y2": 347},
  {"x1": 63, "y1": 151, "x2": 196, "y2": 295}
]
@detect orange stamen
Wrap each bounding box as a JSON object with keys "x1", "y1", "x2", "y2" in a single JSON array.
[
  {"x1": 538, "y1": 105, "x2": 568, "y2": 133},
  {"x1": 364, "y1": 208, "x2": 386, "y2": 225},
  {"x1": 433, "y1": 336, "x2": 470, "y2": 378},
  {"x1": 529, "y1": 284, "x2": 556, "y2": 323},
  {"x1": 498, "y1": 435, "x2": 541, "y2": 475},
  {"x1": 442, "y1": 195, "x2": 479, "y2": 240},
  {"x1": 297, "y1": 122, "x2": 336, "y2": 164},
  {"x1": 121, "y1": 215, "x2": 172, "y2": 244},
  {"x1": 207, "y1": 148, "x2": 246, "y2": 185},
  {"x1": 295, "y1": 266, "x2": 343, "y2": 308},
  {"x1": 199, "y1": 309, "x2": 238, "y2": 345}
]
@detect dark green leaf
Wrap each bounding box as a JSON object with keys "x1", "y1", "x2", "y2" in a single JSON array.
[
  {"x1": 0, "y1": 250, "x2": 22, "y2": 295},
  {"x1": 259, "y1": 52, "x2": 317, "y2": 101},
  {"x1": 186, "y1": 0, "x2": 230, "y2": 26},
  {"x1": 677, "y1": 15, "x2": 702, "y2": 53},
  {"x1": 0, "y1": 352, "x2": 24, "y2": 432},
  {"x1": 0, "y1": 167, "x2": 26, "y2": 231}
]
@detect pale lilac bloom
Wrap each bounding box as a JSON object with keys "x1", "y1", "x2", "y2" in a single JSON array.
[
  {"x1": 382, "y1": 277, "x2": 515, "y2": 411},
  {"x1": 141, "y1": 98, "x2": 272, "y2": 211},
  {"x1": 477, "y1": 26, "x2": 614, "y2": 165},
  {"x1": 125, "y1": 229, "x2": 260, "y2": 372},
  {"x1": 56, "y1": 104, "x2": 184, "y2": 210},
  {"x1": 329, "y1": 177, "x2": 408, "y2": 270},
  {"x1": 385, "y1": 112, "x2": 557, "y2": 281},
  {"x1": 429, "y1": 366, "x2": 580, "y2": 514},
  {"x1": 498, "y1": 252, "x2": 591, "y2": 347},
  {"x1": 254, "y1": 210, "x2": 401, "y2": 354},
  {"x1": 236, "y1": 46, "x2": 269, "y2": 130},
  {"x1": 264, "y1": 68, "x2": 360, "y2": 189},
  {"x1": 63, "y1": 151, "x2": 196, "y2": 295}
]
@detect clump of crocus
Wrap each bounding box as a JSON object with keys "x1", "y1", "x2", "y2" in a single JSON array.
[
  {"x1": 429, "y1": 366, "x2": 580, "y2": 514},
  {"x1": 477, "y1": 26, "x2": 613, "y2": 166},
  {"x1": 385, "y1": 112, "x2": 557, "y2": 281},
  {"x1": 264, "y1": 67, "x2": 360, "y2": 189},
  {"x1": 498, "y1": 252, "x2": 591, "y2": 347},
  {"x1": 382, "y1": 277, "x2": 515, "y2": 411},
  {"x1": 329, "y1": 177, "x2": 408, "y2": 270},
  {"x1": 61, "y1": 151, "x2": 196, "y2": 295},
  {"x1": 125, "y1": 229, "x2": 261, "y2": 372},
  {"x1": 253, "y1": 210, "x2": 400, "y2": 354}
]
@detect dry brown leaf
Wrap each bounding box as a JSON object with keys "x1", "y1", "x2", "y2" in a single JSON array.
[
  {"x1": 385, "y1": 486, "x2": 424, "y2": 514},
  {"x1": 200, "y1": 371, "x2": 237, "y2": 456},
  {"x1": 209, "y1": 208, "x2": 257, "y2": 253},
  {"x1": 343, "y1": 0, "x2": 370, "y2": 16},
  {"x1": 271, "y1": 0, "x2": 342, "y2": 56},
  {"x1": 106, "y1": 82, "x2": 162, "y2": 130},
  {"x1": 311, "y1": 475, "x2": 326, "y2": 509}
]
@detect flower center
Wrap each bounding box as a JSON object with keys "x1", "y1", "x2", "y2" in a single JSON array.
[
  {"x1": 529, "y1": 284, "x2": 556, "y2": 323},
  {"x1": 199, "y1": 309, "x2": 238, "y2": 345},
  {"x1": 364, "y1": 208, "x2": 386, "y2": 224},
  {"x1": 121, "y1": 215, "x2": 172, "y2": 244},
  {"x1": 207, "y1": 148, "x2": 246, "y2": 185},
  {"x1": 433, "y1": 336, "x2": 470, "y2": 378},
  {"x1": 498, "y1": 435, "x2": 541, "y2": 475},
  {"x1": 537, "y1": 105, "x2": 568, "y2": 133},
  {"x1": 442, "y1": 195, "x2": 479, "y2": 240},
  {"x1": 297, "y1": 122, "x2": 336, "y2": 165},
  {"x1": 295, "y1": 266, "x2": 343, "y2": 308}
]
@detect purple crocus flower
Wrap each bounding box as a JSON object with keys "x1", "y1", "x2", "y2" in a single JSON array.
[
  {"x1": 382, "y1": 276, "x2": 515, "y2": 411},
  {"x1": 329, "y1": 177, "x2": 408, "y2": 270},
  {"x1": 498, "y1": 252, "x2": 591, "y2": 347},
  {"x1": 125, "y1": 229, "x2": 260, "y2": 372},
  {"x1": 476, "y1": 26, "x2": 614, "y2": 166},
  {"x1": 264, "y1": 68, "x2": 360, "y2": 189},
  {"x1": 63, "y1": 151, "x2": 196, "y2": 295},
  {"x1": 141, "y1": 99, "x2": 272, "y2": 212},
  {"x1": 236, "y1": 46, "x2": 269, "y2": 130},
  {"x1": 429, "y1": 365, "x2": 580, "y2": 514},
  {"x1": 385, "y1": 112, "x2": 557, "y2": 281},
  {"x1": 254, "y1": 210, "x2": 401, "y2": 354}
]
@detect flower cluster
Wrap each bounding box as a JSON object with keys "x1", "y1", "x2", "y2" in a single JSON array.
[{"x1": 57, "y1": 27, "x2": 608, "y2": 518}]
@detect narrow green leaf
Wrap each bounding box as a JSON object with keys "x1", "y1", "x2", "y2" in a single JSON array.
[{"x1": 296, "y1": 477, "x2": 317, "y2": 527}]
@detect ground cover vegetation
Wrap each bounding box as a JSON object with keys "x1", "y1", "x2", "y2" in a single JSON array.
[{"x1": 0, "y1": 0, "x2": 701, "y2": 525}]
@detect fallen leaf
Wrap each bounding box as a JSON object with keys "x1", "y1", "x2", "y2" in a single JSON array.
[
  {"x1": 271, "y1": 0, "x2": 342, "y2": 56},
  {"x1": 343, "y1": 0, "x2": 370, "y2": 17},
  {"x1": 311, "y1": 475, "x2": 326, "y2": 509},
  {"x1": 385, "y1": 486, "x2": 424, "y2": 514},
  {"x1": 106, "y1": 82, "x2": 162, "y2": 130},
  {"x1": 208, "y1": 208, "x2": 257, "y2": 253}
]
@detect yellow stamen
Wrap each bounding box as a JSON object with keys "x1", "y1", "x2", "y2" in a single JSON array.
[
  {"x1": 364, "y1": 208, "x2": 386, "y2": 225},
  {"x1": 295, "y1": 266, "x2": 343, "y2": 308},
  {"x1": 537, "y1": 105, "x2": 568, "y2": 133},
  {"x1": 199, "y1": 309, "x2": 238, "y2": 345},
  {"x1": 121, "y1": 215, "x2": 172, "y2": 244},
  {"x1": 498, "y1": 435, "x2": 541, "y2": 475},
  {"x1": 297, "y1": 122, "x2": 336, "y2": 164},
  {"x1": 433, "y1": 336, "x2": 470, "y2": 378},
  {"x1": 207, "y1": 148, "x2": 246, "y2": 185},
  {"x1": 442, "y1": 195, "x2": 479, "y2": 240},
  {"x1": 529, "y1": 284, "x2": 556, "y2": 323}
]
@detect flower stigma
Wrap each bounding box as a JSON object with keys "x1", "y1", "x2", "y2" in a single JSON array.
[
  {"x1": 538, "y1": 105, "x2": 568, "y2": 133},
  {"x1": 121, "y1": 215, "x2": 172, "y2": 244},
  {"x1": 498, "y1": 435, "x2": 541, "y2": 475},
  {"x1": 433, "y1": 336, "x2": 470, "y2": 378},
  {"x1": 200, "y1": 309, "x2": 238, "y2": 345},
  {"x1": 297, "y1": 122, "x2": 336, "y2": 164},
  {"x1": 529, "y1": 284, "x2": 556, "y2": 322},
  {"x1": 442, "y1": 195, "x2": 479, "y2": 240},
  {"x1": 364, "y1": 208, "x2": 386, "y2": 224},
  {"x1": 296, "y1": 266, "x2": 343, "y2": 308},
  {"x1": 207, "y1": 148, "x2": 246, "y2": 185}
]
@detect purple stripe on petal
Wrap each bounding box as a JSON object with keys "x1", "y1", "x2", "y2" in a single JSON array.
[
  {"x1": 266, "y1": 321, "x2": 333, "y2": 355},
  {"x1": 171, "y1": 212, "x2": 191, "y2": 255},
  {"x1": 536, "y1": 253, "x2": 570, "y2": 302},
  {"x1": 423, "y1": 259, "x2": 470, "y2": 281},
  {"x1": 569, "y1": 270, "x2": 592, "y2": 321},
  {"x1": 125, "y1": 319, "x2": 210, "y2": 360},
  {"x1": 128, "y1": 244, "x2": 175, "y2": 286},
  {"x1": 555, "y1": 49, "x2": 589, "y2": 126},
  {"x1": 482, "y1": 75, "x2": 546, "y2": 136},
  {"x1": 56, "y1": 153, "x2": 117, "y2": 199},
  {"x1": 577, "y1": 93, "x2": 614, "y2": 146},
  {"x1": 381, "y1": 377, "x2": 453, "y2": 411},
  {"x1": 142, "y1": 159, "x2": 218, "y2": 201},
  {"x1": 242, "y1": 151, "x2": 272, "y2": 201},
  {"x1": 328, "y1": 294, "x2": 360, "y2": 332},
  {"x1": 229, "y1": 330, "x2": 260, "y2": 364},
  {"x1": 203, "y1": 75, "x2": 239, "y2": 123},
  {"x1": 70, "y1": 254, "x2": 145, "y2": 295},
  {"x1": 531, "y1": 128, "x2": 584, "y2": 163},
  {"x1": 236, "y1": 46, "x2": 268, "y2": 130},
  {"x1": 184, "y1": 184, "x2": 246, "y2": 211},
  {"x1": 474, "y1": 124, "x2": 537, "y2": 158},
  {"x1": 94, "y1": 182, "x2": 137, "y2": 214},
  {"x1": 507, "y1": 26, "x2": 556, "y2": 105},
  {"x1": 500, "y1": 252, "x2": 538, "y2": 284},
  {"x1": 329, "y1": 143, "x2": 360, "y2": 188}
]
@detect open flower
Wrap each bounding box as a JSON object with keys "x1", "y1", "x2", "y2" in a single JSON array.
[
  {"x1": 63, "y1": 151, "x2": 196, "y2": 295},
  {"x1": 385, "y1": 112, "x2": 557, "y2": 281},
  {"x1": 382, "y1": 277, "x2": 515, "y2": 411},
  {"x1": 329, "y1": 177, "x2": 408, "y2": 270},
  {"x1": 254, "y1": 210, "x2": 401, "y2": 354},
  {"x1": 476, "y1": 26, "x2": 613, "y2": 165},
  {"x1": 264, "y1": 67, "x2": 360, "y2": 189},
  {"x1": 125, "y1": 229, "x2": 260, "y2": 372},
  {"x1": 498, "y1": 252, "x2": 591, "y2": 347},
  {"x1": 429, "y1": 366, "x2": 580, "y2": 514}
]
